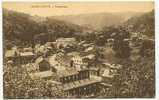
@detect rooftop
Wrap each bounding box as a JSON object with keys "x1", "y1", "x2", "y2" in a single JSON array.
[
  {"x1": 84, "y1": 47, "x2": 94, "y2": 52},
  {"x1": 82, "y1": 54, "x2": 95, "y2": 60},
  {"x1": 5, "y1": 50, "x2": 17, "y2": 58},
  {"x1": 57, "y1": 68, "x2": 79, "y2": 77},
  {"x1": 62, "y1": 78, "x2": 101, "y2": 91},
  {"x1": 29, "y1": 71, "x2": 54, "y2": 79},
  {"x1": 102, "y1": 62, "x2": 122, "y2": 69},
  {"x1": 56, "y1": 37, "x2": 76, "y2": 42},
  {"x1": 20, "y1": 52, "x2": 34, "y2": 56}
]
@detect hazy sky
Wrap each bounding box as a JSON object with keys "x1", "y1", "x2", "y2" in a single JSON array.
[{"x1": 3, "y1": 2, "x2": 154, "y2": 17}]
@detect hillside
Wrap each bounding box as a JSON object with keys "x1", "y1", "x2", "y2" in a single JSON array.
[
  {"x1": 3, "y1": 9, "x2": 83, "y2": 46},
  {"x1": 123, "y1": 10, "x2": 155, "y2": 38}
]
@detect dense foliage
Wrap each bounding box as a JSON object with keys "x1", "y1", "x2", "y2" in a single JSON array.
[
  {"x1": 3, "y1": 9, "x2": 82, "y2": 47},
  {"x1": 3, "y1": 64, "x2": 66, "y2": 99}
]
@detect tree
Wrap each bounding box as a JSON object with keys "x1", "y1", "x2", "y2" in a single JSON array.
[{"x1": 3, "y1": 64, "x2": 66, "y2": 99}]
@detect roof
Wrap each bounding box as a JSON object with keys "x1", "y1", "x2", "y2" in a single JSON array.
[
  {"x1": 89, "y1": 67, "x2": 100, "y2": 71},
  {"x1": 56, "y1": 38, "x2": 76, "y2": 42},
  {"x1": 23, "y1": 47, "x2": 33, "y2": 52},
  {"x1": 90, "y1": 75, "x2": 102, "y2": 81},
  {"x1": 47, "y1": 80, "x2": 62, "y2": 85},
  {"x1": 100, "y1": 83, "x2": 112, "y2": 87},
  {"x1": 83, "y1": 54, "x2": 95, "y2": 59},
  {"x1": 57, "y1": 68, "x2": 78, "y2": 77},
  {"x1": 84, "y1": 47, "x2": 94, "y2": 52},
  {"x1": 6, "y1": 60, "x2": 13, "y2": 64},
  {"x1": 29, "y1": 71, "x2": 53, "y2": 79},
  {"x1": 102, "y1": 62, "x2": 111, "y2": 67},
  {"x1": 110, "y1": 64, "x2": 122, "y2": 69},
  {"x1": 35, "y1": 56, "x2": 44, "y2": 65},
  {"x1": 20, "y1": 52, "x2": 34, "y2": 56},
  {"x1": 102, "y1": 63, "x2": 122, "y2": 69},
  {"x1": 62, "y1": 78, "x2": 101, "y2": 91},
  {"x1": 5, "y1": 50, "x2": 17, "y2": 58},
  {"x1": 48, "y1": 55, "x2": 66, "y2": 71},
  {"x1": 83, "y1": 44, "x2": 91, "y2": 47},
  {"x1": 67, "y1": 52, "x2": 80, "y2": 56},
  {"x1": 78, "y1": 41, "x2": 85, "y2": 45}
]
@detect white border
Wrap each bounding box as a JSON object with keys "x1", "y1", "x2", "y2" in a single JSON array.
[
  {"x1": 2, "y1": 0, "x2": 155, "y2": 2},
  {"x1": 0, "y1": 0, "x2": 158, "y2": 100},
  {"x1": 155, "y1": 0, "x2": 159, "y2": 99},
  {"x1": 0, "y1": 0, "x2": 3, "y2": 99}
]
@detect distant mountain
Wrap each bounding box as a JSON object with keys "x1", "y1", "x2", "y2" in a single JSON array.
[{"x1": 52, "y1": 12, "x2": 143, "y2": 30}]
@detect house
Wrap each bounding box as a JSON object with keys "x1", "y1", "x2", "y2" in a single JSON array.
[
  {"x1": 5, "y1": 50, "x2": 20, "y2": 60},
  {"x1": 100, "y1": 63, "x2": 122, "y2": 83},
  {"x1": 107, "y1": 38, "x2": 114, "y2": 47},
  {"x1": 56, "y1": 67, "x2": 102, "y2": 97},
  {"x1": 5, "y1": 49, "x2": 21, "y2": 65},
  {"x1": 38, "y1": 59, "x2": 51, "y2": 72},
  {"x1": 35, "y1": 44, "x2": 48, "y2": 54},
  {"x1": 57, "y1": 68, "x2": 80, "y2": 83},
  {"x1": 89, "y1": 67, "x2": 100, "y2": 76},
  {"x1": 71, "y1": 55, "x2": 87, "y2": 70},
  {"x1": 48, "y1": 54, "x2": 66, "y2": 71},
  {"x1": 35, "y1": 56, "x2": 57, "y2": 72},
  {"x1": 19, "y1": 51, "x2": 35, "y2": 64}
]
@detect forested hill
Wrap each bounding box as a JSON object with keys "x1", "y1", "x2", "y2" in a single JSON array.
[
  {"x1": 3, "y1": 8, "x2": 82, "y2": 46},
  {"x1": 3, "y1": 8, "x2": 154, "y2": 48},
  {"x1": 100, "y1": 10, "x2": 154, "y2": 41},
  {"x1": 123, "y1": 10, "x2": 155, "y2": 38}
]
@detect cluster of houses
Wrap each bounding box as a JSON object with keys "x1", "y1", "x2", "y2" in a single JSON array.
[{"x1": 4, "y1": 37, "x2": 122, "y2": 98}]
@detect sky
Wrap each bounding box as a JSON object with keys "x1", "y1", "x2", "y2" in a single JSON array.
[{"x1": 2, "y1": 2, "x2": 154, "y2": 17}]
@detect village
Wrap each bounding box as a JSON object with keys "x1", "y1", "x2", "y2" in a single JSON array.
[{"x1": 4, "y1": 31, "x2": 153, "y2": 98}]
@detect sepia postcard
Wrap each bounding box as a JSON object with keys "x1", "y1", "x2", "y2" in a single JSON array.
[{"x1": 2, "y1": 1, "x2": 155, "y2": 99}]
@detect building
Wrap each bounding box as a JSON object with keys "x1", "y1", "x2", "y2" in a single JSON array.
[
  {"x1": 63, "y1": 78, "x2": 101, "y2": 97},
  {"x1": 100, "y1": 63, "x2": 122, "y2": 83},
  {"x1": 56, "y1": 68, "x2": 102, "y2": 97},
  {"x1": 35, "y1": 56, "x2": 57, "y2": 72},
  {"x1": 5, "y1": 50, "x2": 20, "y2": 62},
  {"x1": 56, "y1": 38, "x2": 76, "y2": 49},
  {"x1": 29, "y1": 50, "x2": 111, "y2": 98},
  {"x1": 38, "y1": 59, "x2": 51, "y2": 72},
  {"x1": 89, "y1": 67, "x2": 100, "y2": 76},
  {"x1": 5, "y1": 49, "x2": 35, "y2": 65},
  {"x1": 19, "y1": 51, "x2": 35, "y2": 64},
  {"x1": 107, "y1": 38, "x2": 114, "y2": 47},
  {"x1": 71, "y1": 55, "x2": 87, "y2": 70}
]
